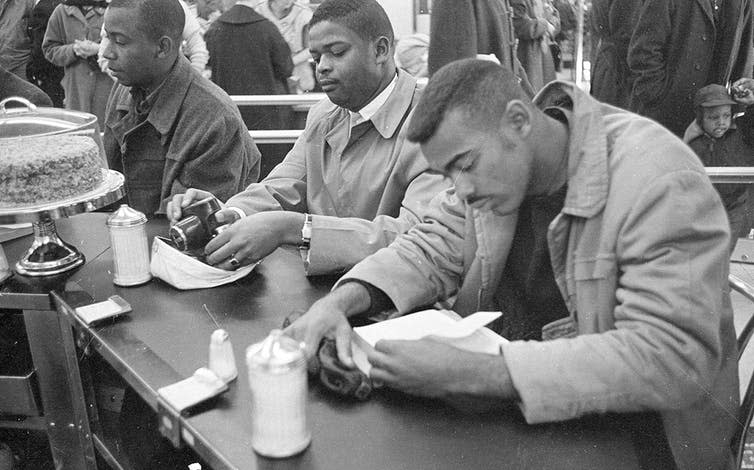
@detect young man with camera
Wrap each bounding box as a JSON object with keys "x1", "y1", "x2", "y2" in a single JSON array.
[{"x1": 167, "y1": 0, "x2": 449, "y2": 275}]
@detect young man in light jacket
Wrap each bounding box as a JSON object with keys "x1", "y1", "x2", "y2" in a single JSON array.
[
  {"x1": 287, "y1": 59, "x2": 739, "y2": 470},
  {"x1": 167, "y1": 0, "x2": 448, "y2": 275}
]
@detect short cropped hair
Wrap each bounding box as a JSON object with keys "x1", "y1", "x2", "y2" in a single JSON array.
[
  {"x1": 109, "y1": 0, "x2": 184, "y2": 43},
  {"x1": 407, "y1": 59, "x2": 529, "y2": 143},
  {"x1": 310, "y1": 0, "x2": 394, "y2": 45}
]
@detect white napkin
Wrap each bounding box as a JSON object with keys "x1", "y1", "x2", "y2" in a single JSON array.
[{"x1": 150, "y1": 237, "x2": 256, "y2": 290}]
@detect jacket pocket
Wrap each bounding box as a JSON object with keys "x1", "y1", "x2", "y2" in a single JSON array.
[{"x1": 572, "y1": 255, "x2": 618, "y2": 332}]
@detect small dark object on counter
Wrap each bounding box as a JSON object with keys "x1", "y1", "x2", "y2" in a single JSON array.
[{"x1": 282, "y1": 311, "x2": 373, "y2": 401}]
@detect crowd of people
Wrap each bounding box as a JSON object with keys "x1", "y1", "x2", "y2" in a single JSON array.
[{"x1": 1, "y1": 0, "x2": 753, "y2": 469}]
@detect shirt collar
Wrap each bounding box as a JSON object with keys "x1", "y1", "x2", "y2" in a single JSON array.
[{"x1": 349, "y1": 72, "x2": 398, "y2": 127}]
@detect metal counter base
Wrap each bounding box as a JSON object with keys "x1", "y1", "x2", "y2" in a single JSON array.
[{"x1": 2, "y1": 214, "x2": 643, "y2": 470}]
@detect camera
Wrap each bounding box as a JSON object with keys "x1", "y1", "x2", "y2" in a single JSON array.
[{"x1": 169, "y1": 196, "x2": 230, "y2": 253}]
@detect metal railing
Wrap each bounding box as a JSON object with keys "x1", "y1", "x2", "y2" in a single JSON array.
[
  {"x1": 706, "y1": 168, "x2": 754, "y2": 184},
  {"x1": 230, "y1": 94, "x2": 326, "y2": 107}
]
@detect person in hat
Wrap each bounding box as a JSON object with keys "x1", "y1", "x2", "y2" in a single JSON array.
[{"x1": 684, "y1": 79, "x2": 754, "y2": 250}]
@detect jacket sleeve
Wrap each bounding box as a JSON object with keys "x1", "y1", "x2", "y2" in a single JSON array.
[
  {"x1": 225, "y1": 103, "x2": 331, "y2": 214},
  {"x1": 42, "y1": 6, "x2": 78, "y2": 67},
  {"x1": 162, "y1": 108, "x2": 261, "y2": 212},
  {"x1": 305, "y1": 145, "x2": 450, "y2": 275},
  {"x1": 268, "y1": 24, "x2": 294, "y2": 82},
  {"x1": 225, "y1": 126, "x2": 308, "y2": 214},
  {"x1": 511, "y1": 0, "x2": 550, "y2": 40},
  {"x1": 502, "y1": 169, "x2": 731, "y2": 422},
  {"x1": 627, "y1": 0, "x2": 671, "y2": 108},
  {"x1": 339, "y1": 187, "x2": 470, "y2": 313}
]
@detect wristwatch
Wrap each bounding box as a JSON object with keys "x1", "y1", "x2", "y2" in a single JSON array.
[{"x1": 299, "y1": 213, "x2": 313, "y2": 263}]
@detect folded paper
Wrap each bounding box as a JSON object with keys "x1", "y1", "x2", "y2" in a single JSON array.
[{"x1": 150, "y1": 236, "x2": 257, "y2": 290}]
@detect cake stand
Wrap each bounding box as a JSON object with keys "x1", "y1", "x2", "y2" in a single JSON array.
[{"x1": 0, "y1": 169, "x2": 125, "y2": 276}]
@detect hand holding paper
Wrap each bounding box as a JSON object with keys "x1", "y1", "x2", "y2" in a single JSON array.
[{"x1": 351, "y1": 310, "x2": 506, "y2": 376}]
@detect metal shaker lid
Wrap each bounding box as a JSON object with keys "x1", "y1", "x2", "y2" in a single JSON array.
[
  {"x1": 246, "y1": 330, "x2": 305, "y2": 373},
  {"x1": 107, "y1": 204, "x2": 147, "y2": 227}
]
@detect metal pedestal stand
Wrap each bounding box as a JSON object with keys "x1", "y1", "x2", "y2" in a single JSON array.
[{"x1": 0, "y1": 169, "x2": 125, "y2": 276}]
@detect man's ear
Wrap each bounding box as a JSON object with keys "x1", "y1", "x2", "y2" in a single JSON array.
[
  {"x1": 501, "y1": 100, "x2": 532, "y2": 138},
  {"x1": 373, "y1": 36, "x2": 391, "y2": 65},
  {"x1": 156, "y1": 35, "x2": 175, "y2": 59}
]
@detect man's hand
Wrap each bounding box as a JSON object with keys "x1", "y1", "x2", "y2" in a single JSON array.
[
  {"x1": 283, "y1": 282, "x2": 372, "y2": 367},
  {"x1": 166, "y1": 188, "x2": 217, "y2": 223},
  {"x1": 204, "y1": 211, "x2": 304, "y2": 269},
  {"x1": 366, "y1": 338, "x2": 517, "y2": 400},
  {"x1": 732, "y1": 78, "x2": 754, "y2": 106}
]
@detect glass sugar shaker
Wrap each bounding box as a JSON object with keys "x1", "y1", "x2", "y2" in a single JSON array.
[
  {"x1": 246, "y1": 329, "x2": 310, "y2": 458},
  {"x1": 106, "y1": 204, "x2": 151, "y2": 286}
]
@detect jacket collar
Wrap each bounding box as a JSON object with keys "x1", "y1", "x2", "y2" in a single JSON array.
[
  {"x1": 112, "y1": 56, "x2": 194, "y2": 142},
  {"x1": 367, "y1": 69, "x2": 418, "y2": 139},
  {"x1": 324, "y1": 69, "x2": 418, "y2": 150},
  {"x1": 534, "y1": 81, "x2": 609, "y2": 219}
]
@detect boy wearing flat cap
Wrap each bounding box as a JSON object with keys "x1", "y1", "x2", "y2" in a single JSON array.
[{"x1": 684, "y1": 79, "x2": 754, "y2": 250}]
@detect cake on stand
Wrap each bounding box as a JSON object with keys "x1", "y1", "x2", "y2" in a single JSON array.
[{"x1": 0, "y1": 169, "x2": 125, "y2": 276}]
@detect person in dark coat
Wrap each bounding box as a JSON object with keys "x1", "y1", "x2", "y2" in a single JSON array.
[
  {"x1": 510, "y1": 0, "x2": 560, "y2": 92},
  {"x1": 427, "y1": 0, "x2": 535, "y2": 97},
  {"x1": 589, "y1": 0, "x2": 641, "y2": 109},
  {"x1": 26, "y1": 0, "x2": 65, "y2": 107},
  {"x1": 205, "y1": 0, "x2": 293, "y2": 131},
  {"x1": 627, "y1": 0, "x2": 754, "y2": 137}
]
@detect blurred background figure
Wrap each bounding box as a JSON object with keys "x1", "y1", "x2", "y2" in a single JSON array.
[
  {"x1": 589, "y1": 0, "x2": 641, "y2": 108},
  {"x1": 26, "y1": 0, "x2": 65, "y2": 107},
  {"x1": 254, "y1": 0, "x2": 315, "y2": 93},
  {"x1": 188, "y1": 0, "x2": 223, "y2": 35},
  {"x1": 0, "y1": 63, "x2": 53, "y2": 106},
  {"x1": 627, "y1": 0, "x2": 753, "y2": 137},
  {"x1": 43, "y1": 0, "x2": 114, "y2": 123},
  {"x1": 549, "y1": 0, "x2": 575, "y2": 72},
  {"x1": 427, "y1": 0, "x2": 534, "y2": 96},
  {"x1": 0, "y1": 0, "x2": 35, "y2": 78},
  {"x1": 395, "y1": 32, "x2": 428, "y2": 79},
  {"x1": 206, "y1": 0, "x2": 292, "y2": 129},
  {"x1": 511, "y1": 0, "x2": 560, "y2": 92},
  {"x1": 207, "y1": 0, "x2": 293, "y2": 177}
]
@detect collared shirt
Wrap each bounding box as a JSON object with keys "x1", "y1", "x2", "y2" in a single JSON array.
[{"x1": 349, "y1": 73, "x2": 398, "y2": 127}]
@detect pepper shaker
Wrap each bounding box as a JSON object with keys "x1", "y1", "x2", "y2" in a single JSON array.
[
  {"x1": 106, "y1": 204, "x2": 151, "y2": 286},
  {"x1": 246, "y1": 330, "x2": 310, "y2": 458},
  {"x1": 209, "y1": 329, "x2": 238, "y2": 383}
]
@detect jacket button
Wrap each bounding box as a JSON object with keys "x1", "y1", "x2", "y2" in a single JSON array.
[
  {"x1": 694, "y1": 64, "x2": 701, "y2": 70},
  {"x1": 702, "y1": 35, "x2": 708, "y2": 41}
]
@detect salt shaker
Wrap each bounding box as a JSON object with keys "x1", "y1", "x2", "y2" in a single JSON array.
[
  {"x1": 106, "y1": 204, "x2": 151, "y2": 286},
  {"x1": 246, "y1": 330, "x2": 310, "y2": 458},
  {"x1": 209, "y1": 329, "x2": 238, "y2": 382}
]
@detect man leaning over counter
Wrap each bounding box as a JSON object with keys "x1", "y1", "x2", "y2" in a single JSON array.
[
  {"x1": 101, "y1": 0, "x2": 260, "y2": 217},
  {"x1": 168, "y1": 0, "x2": 449, "y2": 275},
  {"x1": 286, "y1": 59, "x2": 740, "y2": 470}
]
